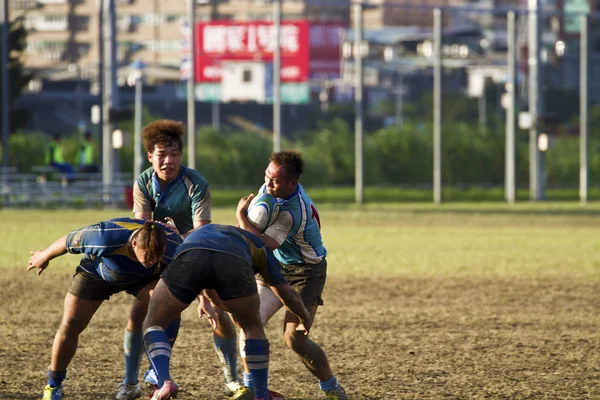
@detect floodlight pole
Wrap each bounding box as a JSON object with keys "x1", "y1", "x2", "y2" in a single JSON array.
[
  {"x1": 353, "y1": 2, "x2": 364, "y2": 205},
  {"x1": 133, "y1": 73, "x2": 143, "y2": 178},
  {"x1": 580, "y1": 14, "x2": 588, "y2": 205},
  {"x1": 528, "y1": 0, "x2": 543, "y2": 200},
  {"x1": 187, "y1": 0, "x2": 196, "y2": 169},
  {"x1": 273, "y1": 0, "x2": 282, "y2": 152},
  {"x1": 101, "y1": 0, "x2": 118, "y2": 203},
  {"x1": 433, "y1": 8, "x2": 442, "y2": 205},
  {"x1": 1, "y1": 0, "x2": 9, "y2": 169},
  {"x1": 505, "y1": 10, "x2": 517, "y2": 204}
]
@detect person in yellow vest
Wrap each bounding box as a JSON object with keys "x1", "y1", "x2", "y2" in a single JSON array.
[
  {"x1": 45, "y1": 133, "x2": 75, "y2": 181},
  {"x1": 77, "y1": 131, "x2": 98, "y2": 173}
]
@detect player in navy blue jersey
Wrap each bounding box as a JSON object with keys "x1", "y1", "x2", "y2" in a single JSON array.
[
  {"x1": 142, "y1": 224, "x2": 312, "y2": 400},
  {"x1": 28, "y1": 218, "x2": 182, "y2": 400},
  {"x1": 237, "y1": 150, "x2": 347, "y2": 399}
]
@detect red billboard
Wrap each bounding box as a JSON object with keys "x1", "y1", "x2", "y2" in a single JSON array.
[{"x1": 194, "y1": 20, "x2": 344, "y2": 83}]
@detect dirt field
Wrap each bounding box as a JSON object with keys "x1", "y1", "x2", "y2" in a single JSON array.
[{"x1": 1, "y1": 269, "x2": 598, "y2": 400}]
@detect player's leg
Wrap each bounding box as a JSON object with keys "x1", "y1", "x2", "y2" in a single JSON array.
[
  {"x1": 118, "y1": 277, "x2": 160, "y2": 400},
  {"x1": 46, "y1": 293, "x2": 103, "y2": 396},
  {"x1": 210, "y1": 305, "x2": 242, "y2": 394},
  {"x1": 222, "y1": 293, "x2": 271, "y2": 400},
  {"x1": 44, "y1": 268, "x2": 108, "y2": 399},
  {"x1": 142, "y1": 279, "x2": 189, "y2": 389},
  {"x1": 281, "y1": 261, "x2": 346, "y2": 399},
  {"x1": 239, "y1": 283, "x2": 282, "y2": 391}
]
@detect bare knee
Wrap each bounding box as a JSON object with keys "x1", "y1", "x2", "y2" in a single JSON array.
[{"x1": 58, "y1": 317, "x2": 87, "y2": 338}]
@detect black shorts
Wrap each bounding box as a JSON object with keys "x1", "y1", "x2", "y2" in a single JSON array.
[
  {"x1": 162, "y1": 249, "x2": 258, "y2": 304},
  {"x1": 257, "y1": 258, "x2": 327, "y2": 307},
  {"x1": 68, "y1": 266, "x2": 160, "y2": 301}
]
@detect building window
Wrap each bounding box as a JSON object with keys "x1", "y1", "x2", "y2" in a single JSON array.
[{"x1": 243, "y1": 69, "x2": 252, "y2": 82}]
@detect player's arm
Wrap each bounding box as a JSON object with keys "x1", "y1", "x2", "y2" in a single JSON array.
[
  {"x1": 270, "y1": 284, "x2": 312, "y2": 334},
  {"x1": 236, "y1": 195, "x2": 291, "y2": 250},
  {"x1": 132, "y1": 181, "x2": 153, "y2": 220},
  {"x1": 27, "y1": 234, "x2": 69, "y2": 275},
  {"x1": 236, "y1": 194, "x2": 263, "y2": 237},
  {"x1": 185, "y1": 186, "x2": 212, "y2": 238}
]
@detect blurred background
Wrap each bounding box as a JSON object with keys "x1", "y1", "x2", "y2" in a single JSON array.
[{"x1": 1, "y1": 0, "x2": 599, "y2": 207}]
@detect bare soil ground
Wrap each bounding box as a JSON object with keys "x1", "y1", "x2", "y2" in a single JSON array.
[{"x1": 1, "y1": 269, "x2": 599, "y2": 399}]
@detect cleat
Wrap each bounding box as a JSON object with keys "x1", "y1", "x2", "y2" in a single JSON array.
[
  {"x1": 268, "y1": 389, "x2": 286, "y2": 400},
  {"x1": 115, "y1": 382, "x2": 142, "y2": 400},
  {"x1": 230, "y1": 386, "x2": 255, "y2": 400},
  {"x1": 43, "y1": 385, "x2": 64, "y2": 400},
  {"x1": 324, "y1": 384, "x2": 347, "y2": 400},
  {"x1": 224, "y1": 380, "x2": 257, "y2": 399},
  {"x1": 150, "y1": 379, "x2": 179, "y2": 400},
  {"x1": 144, "y1": 368, "x2": 158, "y2": 387}
]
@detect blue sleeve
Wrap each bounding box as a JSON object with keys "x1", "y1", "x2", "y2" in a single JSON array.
[
  {"x1": 262, "y1": 250, "x2": 288, "y2": 286},
  {"x1": 65, "y1": 223, "x2": 120, "y2": 257}
]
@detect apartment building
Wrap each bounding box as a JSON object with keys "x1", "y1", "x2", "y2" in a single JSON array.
[{"x1": 10, "y1": 0, "x2": 349, "y2": 82}]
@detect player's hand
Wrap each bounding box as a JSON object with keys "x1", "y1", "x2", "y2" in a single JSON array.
[
  {"x1": 296, "y1": 314, "x2": 312, "y2": 336},
  {"x1": 236, "y1": 194, "x2": 254, "y2": 216},
  {"x1": 156, "y1": 217, "x2": 180, "y2": 235},
  {"x1": 198, "y1": 294, "x2": 218, "y2": 330},
  {"x1": 27, "y1": 250, "x2": 49, "y2": 276}
]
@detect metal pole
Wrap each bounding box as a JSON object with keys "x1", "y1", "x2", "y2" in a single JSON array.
[
  {"x1": 505, "y1": 10, "x2": 517, "y2": 204},
  {"x1": 353, "y1": 2, "x2": 363, "y2": 204},
  {"x1": 580, "y1": 14, "x2": 588, "y2": 205},
  {"x1": 273, "y1": 0, "x2": 281, "y2": 152},
  {"x1": 187, "y1": 0, "x2": 196, "y2": 169},
  {"x1": 433, "y1": 8, "x2": 442, "y2": 205},
  {"x1": 1, "y1": 0, "x2": 10, "y2": 168},
  {"x1": 134, "y1": 76, "x2": 142, "y2": 179},
  {"x1": 102, "y1": 0, "x2": 117, "y2": 202},
  {"x1": 528, "y1": 0, "x2": 542, "y2": 200}
]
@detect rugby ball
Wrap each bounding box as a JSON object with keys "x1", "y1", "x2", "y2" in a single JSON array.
[{"x1": 246, "y1": 193, "x2": 280, "y2": 233}]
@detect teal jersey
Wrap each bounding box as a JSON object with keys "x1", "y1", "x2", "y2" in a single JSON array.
[
  {"x1": 260, "y1": 183, "x2": 327, "y2": 265},
  {"x1": 177, "y1": 224, "x2": 288, "y2": 287},
  {"x1": 133, "y1": 166, "x2": 211, "y2": 234},
  {"x1": 66, "y1": 217, "x2": 182, "y2": 284}
]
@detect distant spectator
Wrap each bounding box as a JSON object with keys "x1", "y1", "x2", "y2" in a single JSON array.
[
  {"x1": 45, "y1": 133, "x2": 75, "y2": 180},
  {"x1": 77, "y1": 131, "x2": 98, "y2": 173}
]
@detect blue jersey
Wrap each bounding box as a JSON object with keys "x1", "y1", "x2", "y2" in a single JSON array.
[
  {"x1": 66, "y1": 218, "x2": 182, "y2": 284},
  {"x1": 176, "y1": 224, "x2": 288, "y2": 287},
  {"x1": 260, "y1": 183, "x2": 327, "y2": 265},
  {"x1": 133, "y1": 165, "x2": 211, "y2": 234}
]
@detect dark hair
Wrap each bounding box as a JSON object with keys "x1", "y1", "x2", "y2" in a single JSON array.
[
  {"x1": 136, "y1": 221, "x2": 167, "y2": 264},
  {"x1": 142, "y1": 119, "x2": 185, "y2": 153},
  {"x1": 270, "y1": 149, "x2": 304, "y2": 181}
]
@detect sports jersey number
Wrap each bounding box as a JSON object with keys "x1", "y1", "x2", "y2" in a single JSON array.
[{"x1": 310, "y1": 203, "x2": 321, "y2": 229}]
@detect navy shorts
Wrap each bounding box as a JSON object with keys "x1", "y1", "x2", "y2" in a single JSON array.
[
  {"x1": 162, "y1": 249, "x2": 258, "y2": 304},
  {"x1": 68, "y1": 266, "x2": 160, "y2": 301}
]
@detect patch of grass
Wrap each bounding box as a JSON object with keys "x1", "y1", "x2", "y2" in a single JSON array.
[{"x1": 4, "y1": 203, "x2": 600, "y2": 282}]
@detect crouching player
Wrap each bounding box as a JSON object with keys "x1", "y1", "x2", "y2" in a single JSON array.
[
  {"x1": 142, "y1": 224, "x2": 313, "y2": 400},
  {"x1": 28, "y1": 218, "x2": 182, "y2": 400}
]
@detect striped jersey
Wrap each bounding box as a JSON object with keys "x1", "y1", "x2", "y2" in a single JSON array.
[
  {"x1": 133, "y1": 165, "x2": 211, "y2": 235},
  {"x1": 261, "y1": 183, "x2": 327, "y2": 265},
  {"x1": 176, "y1": 224, "x2": 287, "y2": 287},
  {"x1": 65, "y1": 218, "x2": 182, "y2": 284}
]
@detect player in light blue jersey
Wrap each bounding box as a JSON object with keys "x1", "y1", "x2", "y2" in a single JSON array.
[
  {"x1": 236, "y1": 150, "x2": 347, "y2": 400},
  {"x1": 142, "y1": 224, "x2": 312, "y2": 400},
  {"x1": 27, "y1": 218, "x2": 182, "y2": 400},
  {"x1": 129, "y1": 119, "x2": 244, "y2": 400}
]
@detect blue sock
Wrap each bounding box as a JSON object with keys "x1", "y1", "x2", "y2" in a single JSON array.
[
  {"x1": 243, "y1": 371, "x2": 254, "y2": 390},
  {"x1": 47, "y1": 369, "x2": 66, "y2": 388},
  {"x1": 143, "y1": 326, "x2": 172, "y2": 387},
  {"x1": 319, "y1": 375, "x2": 339, "y2": 391},
  {"x1": 123, "y1": 329, "x2": 143, "y2": 385},
  {"x1": 165, "y1": 317, "x2": 181, "y2": 347},
  {"x1": 213, "y1": 335, "x2": 238, "y2": 383},
  {"x1": 245, "y1": 339, "x2": 269, "y2": 399}
]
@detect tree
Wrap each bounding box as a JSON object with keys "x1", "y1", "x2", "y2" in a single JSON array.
[{"x1": 0, "y1": 15, "x2": 31, "y2": 131}]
